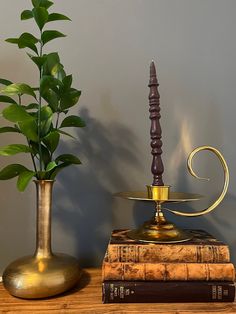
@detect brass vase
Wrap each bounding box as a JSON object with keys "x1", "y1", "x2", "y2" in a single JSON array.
[{"x1": 3, "y1": 180, "x2": 81, "y2": 299}]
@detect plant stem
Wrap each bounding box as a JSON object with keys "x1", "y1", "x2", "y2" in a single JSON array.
[
  {"x1": 27, "y1": 139, "x2": 38, "y2": 174},
  {"x1": 38, "y1": 32, "x2": 43, "y2": 172},
  {"x1": 55, "y1": 112, "x2": 60, "y2": 129},
  {"x1": 18, "y1": 95, "x2": 21, "y2": 105},
  {"x1": 18, "y1": 94, "x2": 38, "y2": 174}
]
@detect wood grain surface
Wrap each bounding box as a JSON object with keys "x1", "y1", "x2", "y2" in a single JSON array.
[{"x1": 0, "y1": 268, "x2": 235, "y2": 313}]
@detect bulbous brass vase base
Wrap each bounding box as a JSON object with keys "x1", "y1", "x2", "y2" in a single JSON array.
[{"x1": 3, "y1": 253, "x2": 81, "y2": 299}]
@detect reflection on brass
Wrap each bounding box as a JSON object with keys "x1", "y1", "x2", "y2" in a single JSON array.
[
  {"x1": 3, "y1": 254, "x2": 81, "y2": 299},
  {"x1": 115, "y1": 191, "x2": 203, "y2": 203},
  {"x1": 146, "y1": 185, "x2": 170, "y2": 201},
  {"x1": 3, "y1": 180, "x2": 81, "y2": 299},
  {"x1": 127, "y1": 203, "x2": 192, "y2": 243},
  {"x1": 166, "y1": 146, "x2": 230, "y2": 217}
]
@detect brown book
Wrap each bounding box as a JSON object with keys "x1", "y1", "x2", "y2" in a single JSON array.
[
  {"x1": 102, "y1": 260, "x2": 235, "y2": 281},
  {"x1": 102, "y1": 281, "x2": 236, "y2": 303},
  {"x1": 106, "y1": 229, "x2": 230, "y2": 263}
]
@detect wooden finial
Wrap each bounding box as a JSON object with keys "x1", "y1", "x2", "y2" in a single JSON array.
[{"x1": 148, "y1": 61, "x2": 164, "y2": 186}]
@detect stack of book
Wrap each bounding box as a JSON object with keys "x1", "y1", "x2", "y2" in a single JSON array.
[{"x1": 102, "y1": 229, "x2": 235, "y2": 303}]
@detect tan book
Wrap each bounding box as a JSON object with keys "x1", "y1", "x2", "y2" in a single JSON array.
[
  {"x1": 106, "y1": 229, "x2": 230, "y2": 263},
  {"x1": 102, "y1": 260, "x2": 235, "y2": 281}
]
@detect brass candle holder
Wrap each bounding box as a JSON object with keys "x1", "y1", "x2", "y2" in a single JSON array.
[{"x1": 115, "y1": 62, "x2": 229, "y2": 243}]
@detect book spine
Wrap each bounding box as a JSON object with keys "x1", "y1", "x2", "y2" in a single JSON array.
[
  {"x1": 102, "y1": 262, "x2": 235, "y2": 281},
  {"x1": 102, "y1": 281, "x2": 235, "y2": 303},
  {"x1": 107, "y1": 244, "x2": 230, "y2": 263}
]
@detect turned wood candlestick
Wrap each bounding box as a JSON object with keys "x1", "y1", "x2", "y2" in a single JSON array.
[
  {"x1": 116, "y1": 60, "x2": 229, "y2": 243},
  {"x1": 148, "y1": 61, "x2": 164, "y2": 186}
]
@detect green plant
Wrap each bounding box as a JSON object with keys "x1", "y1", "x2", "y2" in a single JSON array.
[{"x1": 0, "y1": 0, "x2": 85, "y2": 191}]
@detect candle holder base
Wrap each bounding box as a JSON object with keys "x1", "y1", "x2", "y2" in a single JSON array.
[{"x1": 127, "y1": 214, "x2": 192, "y2": 243}]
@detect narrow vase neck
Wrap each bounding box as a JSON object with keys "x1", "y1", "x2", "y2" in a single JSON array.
[{"x1": 34, "y1": 180, "x2": 54, "y2": 258}]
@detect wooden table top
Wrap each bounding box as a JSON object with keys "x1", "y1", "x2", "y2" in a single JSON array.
[{"x1": 0, "y1": 268, "x2": 235, "y2": 313}]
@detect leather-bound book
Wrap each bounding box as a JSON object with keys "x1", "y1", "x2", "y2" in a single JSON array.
[
  {"x1": 102, "y1": 260, "x2": 235, "y2": 281},
  {"x1": 102, "y1": 281, "x2": 235, "y2": 303},
  {"x1": 106, "y1": 229, "x2": 230, "y2": 263}
]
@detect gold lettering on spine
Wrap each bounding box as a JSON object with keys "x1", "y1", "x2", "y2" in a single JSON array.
[
  {"x1": 120, "y1": 286, "x2": 124, "y2": 299},
  {"x1": 110, "y1": 283, "x2": 114, "y2": 301},
  {"x1": 212, "y1": 285, "x2": 217, "y2": 300},
  {"x1": 217, "y1": 285, "x2": 223, "y2": 300},
  {"x1": 223, "y1": 288, "x2": 229, "y2": 296},
  {"x1": 125, "y1": 288, "x2": 130, "y2": 296}
]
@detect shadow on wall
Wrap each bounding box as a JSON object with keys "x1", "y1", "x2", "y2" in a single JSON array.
[{"x1": 52, "y1": 108, "x2": 141, "y2": 267}]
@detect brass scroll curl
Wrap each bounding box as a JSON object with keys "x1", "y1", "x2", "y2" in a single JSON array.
[{"x1": 166, "y1": 146, "x2": 229, "y2": 217}]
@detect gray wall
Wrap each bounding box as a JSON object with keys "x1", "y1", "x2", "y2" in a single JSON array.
[{"x1": 0, "y1": 0, "x2": 236, "y2": 272}]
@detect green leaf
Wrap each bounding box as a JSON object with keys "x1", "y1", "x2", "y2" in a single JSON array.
[
  {"x1": 19, "y1": 33, "x2": 38, "y2": 44},
  {"x1": 49, "y1": 155, "x2": 81, "y2": 179},
  {"x1": 47, "y1": 13, "x2": 71, "y2": 22},
  {"x1": 60, "y1": 115, "x2": 86, "y2": 128},
  {"x1": 21, "y1": 10, "x2": 33, "y2": 20},
  {"x1": 6, "y1": 34, "x2": 38, "y2": 54},
  {"x1": 17, "y1": 170, "x2": 35, "y2": 191},
  {"x1": 40, "y1": 75, "x2": 62, "y2": 95},
  {"x1": 41, "y1": 30, "x2": 66, "y2": 45},
  {"x1": 42, "y1": 52, "x2": 63, "y2": 80},
  {"x1": 32, "y1": 87, "x2": 40, "y2": 91},
  {"x1": 32, "y1": 0, "x2": 53, "y2": 9},
  {"x1": 43, "y1": 52, "x2": 60, "y2": 73},
  {"x1": 60, "y1": 88, "x2": 81, "y2": 110},
  {"x1": 57, "y1": 129, "x2": 76, "y2": 140},
  {"x1": 55, "y1": 154, "x2": 81, "y2": 164},
  {"x1": 40, "y1": 106, "x2": 53, "y2": 136},
  {"x1": 41, "y1": 144, "x2": 51, "y2": 166},
  {"x1": 0, "y1": 164, "x2": 29, "y2": 180},
  {"x1": 32, "y1": 7, "x2": 49, "y2": 30},
  {"x1": 0, "y1": 144, "x2": 32, "y2": 156},
  {"x1": 2, "y1": 104, "x2": 33, "y2": 123},
  {"x1": 0, "y1": 79, "x2": 13, "y2": 86},
  {"x1": 0, "y1": 83, "x2": 36, "y2": 98},
  {"x1": 30, "y1": 142, "x2": 51, "y2": 166},
  {"x1": 37, "y1": 171, "x2": 47, "y2": 180},
  {"x1": 0, "y1": 127, "x2": 21, "y2": 134},
  {"x1": 18, "y1": 33, "x2": 39, "y2": 54},
  {"x1": 42, "y1": 89, "x2": 58, "y2": 111},
  {"x1": 51, "y1": 63, "x2": 65, "y2": 80},
  {"x1": 49, "y1": 163, "x2": 67, "y2": 179},
  {"x1": 41, "y1": 105, "x2": 53, "y2": 120},
  {"x1": 24, "y1": 103, "x2": 39, "y2": 110},
  {"x1": 46, "y1": 161, "x2": 57, "y2": 172},
  {"x1": 0, "y1": 95, "x2": 17, "y2": 104},
  {"x1": 43, "y1": 130, "x2": 60, "y2": 153},
  {"x1": 27, "y1": 54, "x2": 46, "y2": 70},
  {"x1": 29, "y1": 141, "x2": 38, "y2": 154},
  {"x1": 18, "y1": 119, "x2": 38, "y2": 142},
  {"x1": 5, "y1": 38, "x2": 19, "y2": 44},
  {"x1": 62, "y1": 75, "x2": 72, "y2": 91},
  {"x1": 42, "y1": 52, "x2": 65, "y2": 80}
]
